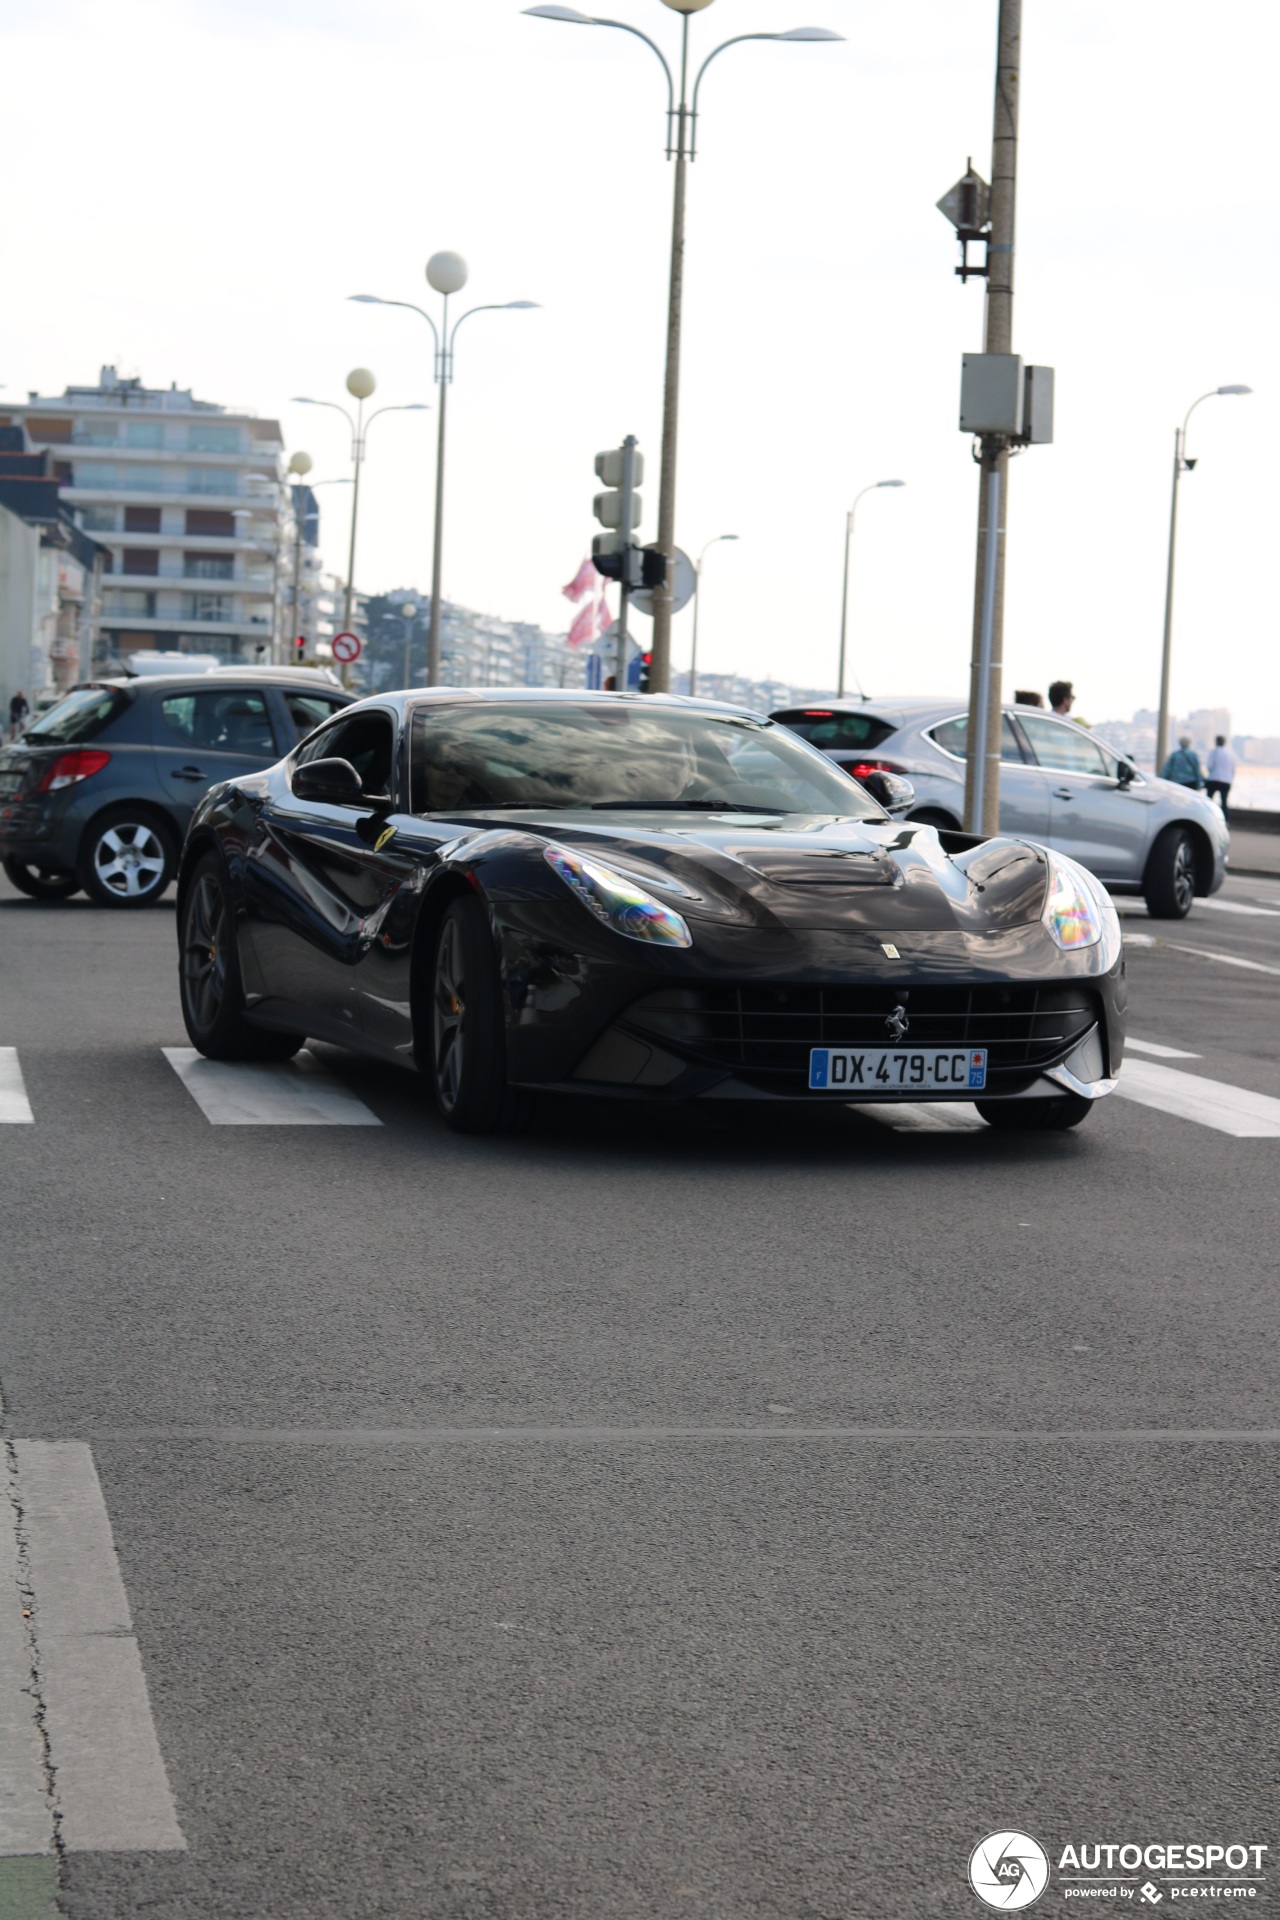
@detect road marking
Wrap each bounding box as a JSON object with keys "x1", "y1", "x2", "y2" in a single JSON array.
[
  {"x1": 1165, "y1": 943, "x2": 1280, "y2": 978},
  {"x1": 0, "y1": 1050, "x2": 33, "y2": 1124},
  {"x1": 851, "y1": 1101, "x2": 988, "y2": 1133},
  {"x1": 1123, "y1": 932, "x2": 1156, "y2": 946},
  {"x1": 14, "y1": 1442, "x2": 185, "y2": 1853},
  {"x1": 1126, "y1": 1037, "x2": 1200, "y2": 1059},
  {"x1": 163, "y1": 1046, "x2": 381, "y2": 1125},
  {"x1": 1, "y1": 1454, "x2": 51, "y2": 1858},
  {"x1": 1201, "y1": 897, "x2": 1280, "y2": 917},
  {"x1": 1115, "y1": 1059, "x2": 1280, "y2": 1138},
  {"x1": 72, "y1": 1424, "x2": 1280, "y2": 1446}
]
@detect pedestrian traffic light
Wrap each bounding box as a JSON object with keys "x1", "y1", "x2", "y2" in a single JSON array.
[
  {"x1": 591, "y1": 437, "x2": 644, "y2": 584},
  {"x1": 638, "y1": 651, "x2": 652, "y2": 693},
  {"x1": 294, "y1": 634, "x2": 306, "y2": 661}
]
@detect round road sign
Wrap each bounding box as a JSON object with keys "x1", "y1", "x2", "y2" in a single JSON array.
[{"x1": 332, "y1": 631, "x2": 362, "y2": 664}]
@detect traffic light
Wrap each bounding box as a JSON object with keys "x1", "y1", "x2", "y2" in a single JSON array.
[
  {"x1": 591, "y1": 437, "x2": 643, "y2": 585},
  {"x1": 294, "y1": 634, "x2": 306, "y2": 661},
  {"x1": 638, "y1": 651, "x2": 652, "y2": 694}
]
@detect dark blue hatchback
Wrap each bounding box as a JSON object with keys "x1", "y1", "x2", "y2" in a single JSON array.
[{"x1": 0, "y1": 669, "x2": 352, "y2": 906}]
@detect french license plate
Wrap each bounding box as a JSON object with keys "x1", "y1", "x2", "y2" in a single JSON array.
[
  {"x1": 0, "y1": 773, "x2": 22, "y2": 795},
  {"x1": 809, "y1": 1047, "x2": 988, "y2": 1092}
]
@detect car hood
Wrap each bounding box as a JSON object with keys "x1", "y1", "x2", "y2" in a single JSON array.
[{"x1": 454, "y1": 809, "x2": 1051, "y2": 935}]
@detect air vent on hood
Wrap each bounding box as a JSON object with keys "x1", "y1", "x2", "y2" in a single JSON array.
[{"x1": 724, "y1": 844, "x2": 901, "y2": 888}]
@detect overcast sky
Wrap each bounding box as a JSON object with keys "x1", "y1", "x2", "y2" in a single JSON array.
[{"x1": 3, "y1": 0, "x2": 1276, "y2": 729}]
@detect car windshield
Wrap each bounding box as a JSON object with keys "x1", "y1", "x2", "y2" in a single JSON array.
[
  {"x1": 23, "y1": 684, "x2": 130, "y2": 743},
  {"x1": 771, "y1": 709, "x2": 894, "y2": 752},
  {"x1": 412, "y1": 702, "x2": 885, "y2": 818}
]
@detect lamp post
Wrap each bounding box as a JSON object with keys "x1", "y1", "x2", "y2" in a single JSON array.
[
  {"x1": 1155, "y1": 384, "x2": 1252, "y2": 771},
  {"x1": 349, "y1": 261, "x2": 539, "y2": 687},
  {"x1": 399, "y1": 600, "x2": 419, "y2": 689},
  {"x1": 837, "y1": 480, "x2": 905, "y2": 699},
  {"x1": 524, "y1": 2, "x2": 841, "y2": 695},
  {"x1": 291, "y1": 375, "x2": 430, "y2": 630},
  {"x1": 688, "y1": 533, "x2": 737, "y2": 695},
  {"x1": 285, "y1": 450, "x2": 313, "y2": 664}
]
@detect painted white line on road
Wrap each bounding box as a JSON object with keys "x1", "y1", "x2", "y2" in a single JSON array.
[
  {"x1": 163, "y1": 1046, "x2": 381, "y2": 1126},
  {"x1": 0, "y1": 1050, "x2": 34, "y2": 1124},
  {"x1": 1123, "y1": 932, "x2": 1156, "y2": 947},
  {"x1": 851, "y1": 1101, "x2": 988, "y2": 1133},
  {"x1": 14, "y1": 1442, "x2": 185, "y2": 1852},
  {"x1": 1165, "y1": 943, "x2": 1280, "y2": 978},
  {"x1": 1201, "y1": 897, "x2": 1280, "y2": 917},
  {"x1": 0, "y1": 1456, "x2": 51, "y2": 1857},
  {"x1": 1127, "y1": 1037, "x2": 1201, "y2": 1059},
  {"x1": 1115, "y1": 1059, "x2": 1280, "y2": 1138}
]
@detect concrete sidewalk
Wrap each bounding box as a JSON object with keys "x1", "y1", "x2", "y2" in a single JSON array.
[{"x1": 1229, "y1": 824, "x2": 1280, "y2": 877}]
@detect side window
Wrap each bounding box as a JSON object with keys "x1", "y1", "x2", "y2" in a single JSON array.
[
  {"x1": 161, "y1": 691, "x2": 275, "y2": 756},
  {"x1": 930, "y1": 714, "x2": 1027, "y2": 764},
  {"x1": 1019, "y1": 713, "x2": 1109, "y2": 777},
  {"x1": 283, "y1": 691, "x2": 348, "y2": 743},
  {"x1": 295, "y1": 711, "x2": 394, "y2": 798}
]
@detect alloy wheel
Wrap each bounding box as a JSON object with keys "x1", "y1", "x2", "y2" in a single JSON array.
[
  {"x1": 432, "y1": 916, "x2": 467, "y2": 1111},
  {"x1": 182, "y1": 873, "x2": 228, "y2": 1033},
  {"x1": 92, "y1": 821, "x2": 167, "y2": 900},
  {"x1": 1173, "y1": 837, "x2": 1195, "y2": 914}
]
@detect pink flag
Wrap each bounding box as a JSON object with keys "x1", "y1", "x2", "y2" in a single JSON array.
[
  {"x1": 562, "y1": 557, "x2": 597, "y2": 603},
  {"x1": 567, "y1": 601, "x2": 596, "y2": 648},
  {"x1": 596, "y1": 589, "x2": 613, "y2": 633}
]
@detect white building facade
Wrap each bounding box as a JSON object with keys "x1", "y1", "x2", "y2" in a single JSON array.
[{"x1": 1, "y1": 368, "x2": 287, "y2": 670}]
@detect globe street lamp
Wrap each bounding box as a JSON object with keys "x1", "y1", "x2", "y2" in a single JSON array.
[
  {"x1": 1155, "y1": 385, "x2": 1252, "y2": 770},
  {"x1": 838, "y1": 480, "x2": 905, "y2": 699},
  {"x1": 291, "y1": 373, "x2": 431, "y2": 629},
  {"x1": 688, "y1": 533, "x2": 737, "y2": 696},
  {"x1": 525, "y1": 2, "x2": 841, "y2": 693},
  {"x1": 350, "y1": 258, "x2": 540, "y2": 686},
  {"x1": 399, "y1": 600, "x2": 419, "y2": 689}
]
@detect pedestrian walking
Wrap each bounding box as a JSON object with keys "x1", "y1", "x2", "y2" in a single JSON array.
[
  {"x1": 1205, "y1": 735, "x2": 1236, "y2": 821},
  {"x1": 1160, "y1": 734, "x2": 1205, "y2": 789},
  {"x1": 1048, "y1": 680, "x2": 1075, "y2": 717},
  {"x1": 8, "y1": 689, "x2": 29, "y2": 740}
]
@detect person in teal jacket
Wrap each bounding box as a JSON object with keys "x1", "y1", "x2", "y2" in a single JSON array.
[{"x1": 1160, "y1": 735, "x2": 1205, "y2": 788}]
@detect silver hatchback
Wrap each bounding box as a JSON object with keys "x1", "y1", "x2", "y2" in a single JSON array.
[{"x1": 770, "y1": 697, "x2": 1229, "y2": 919}]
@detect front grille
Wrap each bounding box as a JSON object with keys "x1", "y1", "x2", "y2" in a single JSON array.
[{"x1": 623, "y1": 983, "x2": 1098, "y2": 1089}]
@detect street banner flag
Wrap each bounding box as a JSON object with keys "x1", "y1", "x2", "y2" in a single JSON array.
[
  {"x1": 567, "y1": 601, "x2": 596, "y2": 648},
  {"x1": 562, "y1": 557, "x2": 597, "y2": 603},
  {"x1": 596, "y1": 590, "x2": 614, "y2": 633}
]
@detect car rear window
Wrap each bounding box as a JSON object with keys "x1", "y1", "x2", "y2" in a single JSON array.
[
  {"x1": 283, "y1": 690, "x2": 349, "y2": 742},
  {"x1": 23, "y1": 684, "x2": 131, "y2": 744},
  {"x1": 771, "y1": 709, "x2": 895, "y2": 753}
]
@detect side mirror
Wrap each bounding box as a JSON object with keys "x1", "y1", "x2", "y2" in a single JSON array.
[
  {"x1": 1116, "y1": 760, "x2": 1135, "y2": 789},
  {"x1": 861, "y1": 770, "x2": 915, "y2": 814},
  {"x1": 292, "y1": 756, "x2": 363, "y2": 804}
]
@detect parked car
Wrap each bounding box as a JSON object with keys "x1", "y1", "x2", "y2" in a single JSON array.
[
  {"x1": 0, "y1": 669, "x2": 354, "y2": 906},
  {"x1": 770, "y1": 697, "x2": 1229, "y2": 919}
]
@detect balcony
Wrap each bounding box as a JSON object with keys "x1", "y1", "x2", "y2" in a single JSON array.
[{"x1": 107, "y1": 564, "x2": 276, "y2": 591}]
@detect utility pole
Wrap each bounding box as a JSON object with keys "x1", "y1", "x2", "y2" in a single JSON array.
[
  {"x1": 650, "y1": 12, "x2": 691, "y2": 698},
  {"x1": 963, "y1": 0, "x2": 1021, "y2": 836}
]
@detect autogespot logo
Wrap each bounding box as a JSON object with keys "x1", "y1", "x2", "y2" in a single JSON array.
[{"x1": 969, "y1": 1831, "x2": 1051, "y2": 1910}]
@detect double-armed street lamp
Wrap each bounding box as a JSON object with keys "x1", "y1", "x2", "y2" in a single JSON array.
[
  {"x1": 350, "y1": 256, "x2": 539, "y2": 686},
  {"x1": 1156, "y1": 384, "x2": 1252, "y2": 770},
  {"x1": 525, "y1": 0, "x2": 842, "y2": 695},
  {"x1": 688, "y1": 532, "x2": 737, "y2": 696},
  {"x1": 291, "y1": 370, "x2": 431, "y2": 630},
  {"x1": 837, "y1": 479, "x2": 905, "y2": 699}
]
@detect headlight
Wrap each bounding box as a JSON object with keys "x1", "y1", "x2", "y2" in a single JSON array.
[
  {"x1": 543, "y1": 843, "x2": 693, "y2": 948},
  {"x1": 1042, "y1": 854, "x2": 1116, "y2": 951}
]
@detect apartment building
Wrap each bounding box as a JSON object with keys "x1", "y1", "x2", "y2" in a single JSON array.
[{"x1": 1, "y1": 368, "x2": 287, "y2": 668}]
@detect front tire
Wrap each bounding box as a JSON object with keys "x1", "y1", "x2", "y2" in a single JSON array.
[
  {"x1": 1143, "y1": 824, "x2": 1197, "y2": 919},
  {"x1": 80, "y1": 807, "x2": 175, "y2": 907},
  {"x1": 976, "y1": 1094, "x2": 1092, "y2": 1132},
  {"x1": 3, "y1": 856, "x2": 81, "y2": 900},
  {"x1": 428, "y1": 897, "x2": 526, "y2": 1134},
  {"x1": 179, "y1": 851, "x2": 304, "y2": 1061}
]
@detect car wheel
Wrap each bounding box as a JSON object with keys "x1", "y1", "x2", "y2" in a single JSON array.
[
  {"x1": 976, "y1": 1094, "x2": 1092, "y2": 1131},
  {"x1": 179, "y1": 851, "x2": 304, "y2": 1062},
  {"x1": 429, "y1": 896, "x2": 527, "y2": 1134},
  {"x1": 3, "y1": 856, "x2": 82, "y2": 900},
  {"x1": 79, "y1": 808, "x2": 175, "y2": 908},
  {"x1": 1142, "y1": 825, "x2": 1197, "y2": 919}
]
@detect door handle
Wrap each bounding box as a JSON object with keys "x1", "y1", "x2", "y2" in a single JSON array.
[
  {"x1": 169, "y1": 765, "x2": 206, "y2": 782},
  {"x1": 1053, "y1": 786, "x2": 1074, "y2": 800}
]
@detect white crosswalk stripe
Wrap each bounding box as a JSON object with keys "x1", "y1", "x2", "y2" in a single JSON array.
[
  {"x1": 1114, "y1": 1058, "x2": 1280, "y2": 1138},
  {"x1": 1126, "y1": 1037, "x2": 1200, "y2": 1059},
  {"x1": 852, "y1": 1101, "x2": 987, "y2": 1133},
  {"x1": 162, "y1": 1047, "x2": 382, "y2": 1126},
  {"x1": 0, "y1": 1047, "x2": 34, "y2": 1123}
]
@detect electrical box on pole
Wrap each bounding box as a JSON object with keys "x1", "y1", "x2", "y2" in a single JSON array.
[
  {"x1": 1021, "y1": 365, "x2": 1054, "y2": 444},
  {"x1": 960, "y1": 353, "x2": 1024, "y2": 436}
]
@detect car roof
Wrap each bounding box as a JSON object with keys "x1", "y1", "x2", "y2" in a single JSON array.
[
  {"x1": 93, "y1": 669, "x2": 349, "y2": 692},
  {"x1": 367, "y1": 687, "x2": 773, "y2": 723},
  {"x1": 770, "y1": 696, "x2": 1064, "y2": 727}
]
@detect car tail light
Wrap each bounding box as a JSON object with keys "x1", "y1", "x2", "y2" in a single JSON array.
[
  {"x1": 36, "y1": 749, "x2": 111, "y2": 792},
  {"x1": 843, "y1": 757, "x2": 906, "y2": 780}
]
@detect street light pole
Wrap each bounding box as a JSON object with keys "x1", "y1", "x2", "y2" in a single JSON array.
[
  {"x1": 286, "y1": 450, "x2": 313, "y2": 663},
  {"x1": 399, "y1": 600, "x2": 419, "y2": 688},
  {"x1": 1155, "y1": 384, "x2": 1252, "y2": 771},
  {"x1": 688, "y1": 532, "x2": 737, "y2": 695},
  {"x1": 349, "y1": 266, "x2": 539, "y2": 688},
  {"x1": 524, "y1": 4, "x2": 841, "y2": 693},
  {"x1": 837, "y1": 480, "x2": 905, "y2": 699}
]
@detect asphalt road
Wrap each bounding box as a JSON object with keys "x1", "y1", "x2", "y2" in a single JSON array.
[{"x1": 2, "y1": 864, "x2": 1278, "y2": 1919}]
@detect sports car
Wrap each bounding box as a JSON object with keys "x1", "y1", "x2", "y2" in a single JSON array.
[{"x1": 175, "y1": 689, "x2": 1127, "y2": 1133}]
